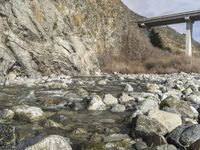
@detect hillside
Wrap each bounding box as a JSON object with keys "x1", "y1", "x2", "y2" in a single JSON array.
[{"x1": 0, "y1": 0, "x2": 200, "y2": 79}]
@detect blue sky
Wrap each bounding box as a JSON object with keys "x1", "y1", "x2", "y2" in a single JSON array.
[{"x1": 122, "y1": 0, "x2": 200, "y2": 41}]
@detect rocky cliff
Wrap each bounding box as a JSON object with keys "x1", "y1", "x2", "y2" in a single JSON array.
[
  {"x1": 0, "y1": 0, "x2": 199, "y2": 79},
  {"x1": 0, "y1": 0, "x2": 147, "y2": 78}
]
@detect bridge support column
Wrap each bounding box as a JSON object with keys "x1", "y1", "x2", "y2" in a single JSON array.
[
  {"x1": 185, "y1": 20, "x2": 193, "y2": 57},
  {"x1": 141, "y1": 23, "x2": 150, "y2": 37}
]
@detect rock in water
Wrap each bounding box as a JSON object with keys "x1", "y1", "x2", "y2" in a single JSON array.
[
  {"x1": 103, "y1": 94, "x2": 118, "y2": 106},
  {"x1": 88, "y1": 95, "x2": 106, "y2": 111},
  {"x1": 12, "y1": 105, "x2": 46, "y2": 122},
  {"x1": 25, "y1": 135, "x2": 72, "y2": 150}
]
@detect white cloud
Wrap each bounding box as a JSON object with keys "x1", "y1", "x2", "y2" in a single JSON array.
[{"x1": 122, "y1": 0, "x2": 200, "y2": 41}]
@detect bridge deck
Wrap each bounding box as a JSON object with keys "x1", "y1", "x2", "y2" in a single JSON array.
[{"x1": 137, "y1": 10, "x2": 200, "y2": 27}]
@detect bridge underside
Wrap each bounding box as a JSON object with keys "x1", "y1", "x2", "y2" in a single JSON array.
[{"x1": 137, "y1": 10, "x2": 200, "y2": 56}]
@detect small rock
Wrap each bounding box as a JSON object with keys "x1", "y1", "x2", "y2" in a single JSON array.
[
  {"x1": 98, "y1": 79, "x2": 107, "y2": 85},
  {"x1": 131, "y1": 115, "x2": 168, "y2": 138},
  {"x1": 25, "y1": 135, "x2": 72, "y2": 150},
  {"x1": 148, "y1": 110, "x2": 182, "y2": 132},
  {"x1": 44, "y1": 120, "x2": 63, "y2": 129},
  {"x1": 111, "y1": 104, "x2": 126, "y2": 113},
  {"x1": 104, "y1": 134, "x2": 130, "y2": 142},
  {"x1": 72, "y1": 128, "x2": 87, "y2": 135},
  {"x1": 12, "y1": 105, "x2": 46, "y2": 122},
  {"x1": 103, "y1": 94, "x2": 118, "y2": 106},
  {"x1": 146, "y1": 83, "x2": 159, "y2": 91},
  {"x1": 124, "y1": 84, "x2": 134, "y2": 93},
  {"x1": 119, "y1": 93, "x2": 134, "y2": 103},
  {"x1": 0, "y1": 109, "x2": 14, "y2": 120},
  {"x1": 182, "y1": 87, "x2": 193, "y2": 95},
  {"x1": 143, "y1": 133, "x2": 167, "y2": 147},
  {"x1": 88, "y1": 95, "x2": 106, "y2": 111}
]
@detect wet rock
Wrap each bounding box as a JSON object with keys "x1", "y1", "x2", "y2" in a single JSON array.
[
  {"x1": 131, "y1": 115, "x2": 168, "y2": 138},
  {"x1": 166, "y1": 124, "x2": 190, "y2": 147},
  {"x1": 25, "y1": 135, "x2": 72, "y2": 150},
  {"x1": 180, "y1": 124, "x2": 200, "y2": 146},
  {"x1": 72, "y1": 128, "x2": 87, "y2": 135},
  {"x1": 37, "y1": 96, "x2": 67, "y2": 107},
  {"x1": 124, "y1": 84, "x2": 134, "y2": 93},
  {"x1": 12, "y1": 105, "x2": 46, "y2": 122},
  {"x1": 119, "y1": 93, "x2": 134, "y2": 104},
  {"x1": 104, "y1": 134, "x2": 130, "y2": 142},
  {"x1": 111, "y1": 104, "x2": 126, "y2": 113},
  {"x1": 103, "y1": 94, "x2": 118, "y2": 106},
  {"x1": 0, "y1": 109, "x2": 14, "y2": 120},
  {"x1": 160, "y1": 96, "x2": 198, "y2": 119},
  {"x1": 44, "y1": 120, "x2": 63, "y2": 129},
  {"x1": 0, "y1": 125, "x2": 16, "y2": 148},
  {"x1": 148, "y1": 110, "x2": 182, "y2": 132},
  {"x1": 87, "y1": 95, "x2": 106, "y2": 111}
]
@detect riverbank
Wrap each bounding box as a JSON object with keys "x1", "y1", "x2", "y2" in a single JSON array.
[{"x1": 0, "y1": 72, "x2": 200, "y2": 149}]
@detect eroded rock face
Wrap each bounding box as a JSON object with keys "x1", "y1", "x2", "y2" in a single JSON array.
[{"x1": 0, "y1": 0, "x2": 146, "y2": 77}]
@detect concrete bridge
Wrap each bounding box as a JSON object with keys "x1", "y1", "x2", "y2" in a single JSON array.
[{"x1": 137, "y1": 10, "x2": 200, "y2": 56}]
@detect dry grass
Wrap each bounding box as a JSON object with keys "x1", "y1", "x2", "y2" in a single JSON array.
[{"x1": 99, "y1": 51, "x2": 200, "y2": 74}]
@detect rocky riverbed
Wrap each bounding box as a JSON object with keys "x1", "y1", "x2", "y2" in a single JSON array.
[{"x1": 1, "y1": 72, "x2": 200, "y2": 149}]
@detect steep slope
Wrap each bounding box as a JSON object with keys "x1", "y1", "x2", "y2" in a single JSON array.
[
  {"x1": 0, "y1": 0, "x2": 152, "y2": 78},
  {"x1": 154, "y1": 26, "x2": 200, "y2": 55}
]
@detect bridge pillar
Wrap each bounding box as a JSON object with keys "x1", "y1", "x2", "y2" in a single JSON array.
[
  {"x1": 141, "y1": 23, "x2": 150, "y2": 37},
  {"x1": 185, "y1": 19, "x2": 193, "y2": 57}
]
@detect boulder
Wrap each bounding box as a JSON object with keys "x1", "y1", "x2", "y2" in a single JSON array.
[
  {"x1": 12, "y1": 105, "x2": 46, "y2": 122},
  {"x1": 166, "y1": 124, "x2": 190, "y2": 148},
  {"x1": 25, "y1": 135, "x2": 72, "y2": 150},
  {"x1": 160, "y1": 96, "x2": 198, "y2": 119},
  {"x1": 180, "y1": 124, "x2": 200, "y2": 146},
  {"x1": 87, "y1": 95, "x2": 106, "y2": 111},
  {"x1": 131, "y1": 115, "x2": 168, "y2": 138},
  {"x1": 148, "y1": 110, "x2": 182, "y2": 132}
]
